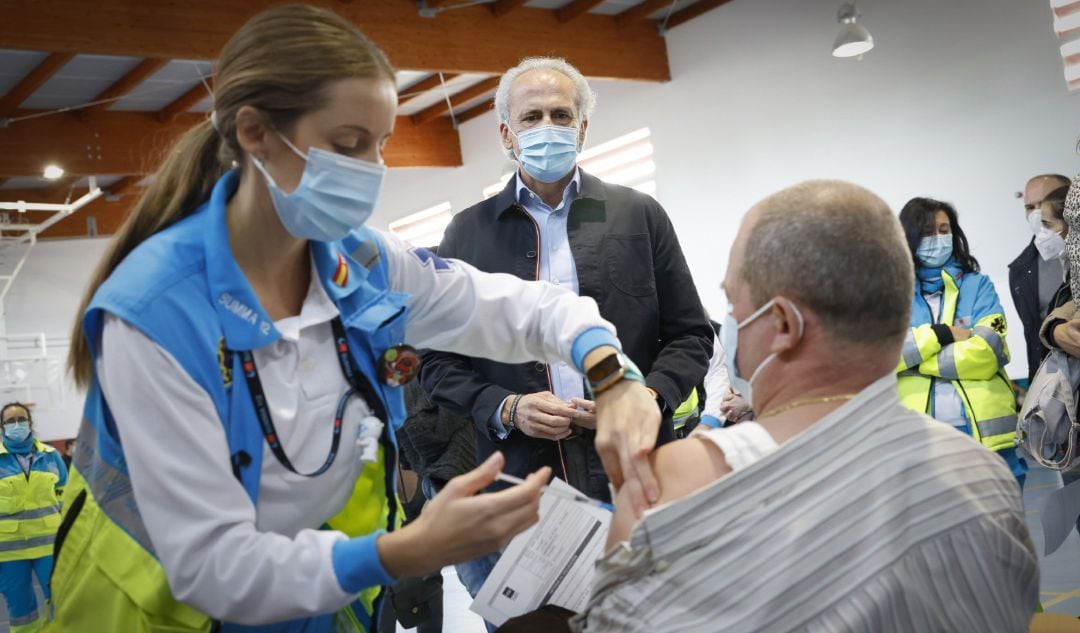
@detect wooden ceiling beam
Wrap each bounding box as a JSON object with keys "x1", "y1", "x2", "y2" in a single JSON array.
[
  {"x1": 159, "y1": 81, "x2": 212, "y2": 121},
  {"x1": 398, "y1": 72, "x2": 460, "y2": 106},
  {"x1": 106, "y1": 175, "x2": 141, "y2": 197},
  {"x1": 456, "y1": 98, "x2": 494, "y2": 124},
  {"x1": 43, "y1": 175, "x2": 80, "y2": 199},
  {"x1": 616, "y1": 0, "x2": 673, "y2": 27},
  {"x1": 557, "y1": 0, "x2": 607, "y2": 23},
  {"x1": 664, "y1": 0, "x2": 733, "y2": 29},
  {"x1": 0, "y1": 52, "x2": 74, "y2": 117},
  {"x1": 84, "y1": 58, "x2": 169, "y2": 113},
  {"x1": 0, "y1": 0, "x2": 670, "y2": 81},
  {"x1": 490, "y1": 0, "x2": 529, "y2": 17},
  {"x1": 411, "y1": 77, "x2": 499, "y2": 125},
  {"x1": 0, "y1": 110, "x2": 463, "y2": 177}
]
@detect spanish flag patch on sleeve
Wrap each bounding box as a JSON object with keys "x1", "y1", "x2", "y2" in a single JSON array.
[{"x1": 332, "y1": 253, "x2": 349, "y2": 287}]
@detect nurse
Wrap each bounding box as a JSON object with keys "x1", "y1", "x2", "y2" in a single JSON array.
[
  {"x1": 0, "y1": 403, "x2": 67, "y2": 633},
  {"x1": 46, "y1": 5, "x2": 657, "y2": 632}
]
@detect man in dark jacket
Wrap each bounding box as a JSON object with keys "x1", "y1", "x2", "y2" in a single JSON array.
[
  {"x1": 1009, "y1": 173, "x2": 1071, "y2": 382},
  {"x1": 420, "y1": 56, "x2": 712, "y2": 610}
]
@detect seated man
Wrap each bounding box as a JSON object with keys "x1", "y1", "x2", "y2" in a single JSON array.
[{"x1": 504, "y1": 180, "x2": 1038, "y2": 632}]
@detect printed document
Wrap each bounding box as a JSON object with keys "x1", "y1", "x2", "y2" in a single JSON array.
[{"x1": 470, "y1": 478, "x2": 611, "y2": 626}]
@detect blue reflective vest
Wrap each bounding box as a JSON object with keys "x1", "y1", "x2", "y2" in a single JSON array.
[{"x1": 49, "y1": 170, "x2": 409, "y2": 633}]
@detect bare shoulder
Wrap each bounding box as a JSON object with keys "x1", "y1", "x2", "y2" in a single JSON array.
[
  {"x1": 606, "y1": 435, "x2": 733, "y2": 548},
  {"x1": 651, "y1": 434, "x2": 732, "y2": 505}
]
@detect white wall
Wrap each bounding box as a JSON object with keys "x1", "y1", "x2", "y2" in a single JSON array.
[
  {"x1": 7, "y1": 0, "x2": 1080, "y2": 439},
  {"x1": 3, "y1": 238, "x2": 110, "y2": 439},
  {"x1": 376, "y1": 0, "x2": 1080, "y2": 377}
]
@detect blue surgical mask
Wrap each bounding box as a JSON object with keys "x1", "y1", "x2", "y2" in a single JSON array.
[
  {"x1": 3, "y1": 421, "x2": 30, "y2": 443},
  {"x1": 251, "y1": 134, "x2": 386, "y2": 242},
  {"x1": 510, "y1": 124, "x2": 580, "y2": 183},
  {"x1": 916, "y1": 235, "x2": 953, "y2": 269},
  {"x1": 721, "y1": 298, "x2": 804, "y2": 411}
]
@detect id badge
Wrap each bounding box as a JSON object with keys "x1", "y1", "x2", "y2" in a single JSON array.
[{"x1": 356, "y1": 416, "x2": 384, "y2": 464}]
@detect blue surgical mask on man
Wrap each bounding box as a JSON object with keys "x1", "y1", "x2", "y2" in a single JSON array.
[
  {"x1": 916, "y1": 235, "x2": 953, "y2": 269},
  {"x1": 251, "y1": 133, "x2": 387, "y2": 242},
  {"x1": 3, "y1": 420, "x2": 30, "y2": 443},
  {"x1": 721, "y1": 298, "x2": 805, "y2": 411},
  {"x1": 509, "y1": 124, "x2": 580, "y2": 183}
]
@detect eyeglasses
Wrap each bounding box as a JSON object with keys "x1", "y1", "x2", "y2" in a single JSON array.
[{"x1": 2, "y1": 417, "x2": 29, "y2": 425}]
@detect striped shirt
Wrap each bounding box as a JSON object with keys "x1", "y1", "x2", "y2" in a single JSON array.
[{"x1": 573, "y1": 374, "x2": 1038, "y2": 632}]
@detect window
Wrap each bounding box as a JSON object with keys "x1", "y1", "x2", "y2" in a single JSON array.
[
  {"x1": 579, "y1": 127, "x2": 655, "y2": 195},
  {"x1": 483, "y1": 173, "x2": 513, "y2": 200},
  {"x1": 388, "y1": 201, "x2": 453, "y2": 249},
  {"x1": 483, "y1": 127, "x2": 657, "y2": 198}
]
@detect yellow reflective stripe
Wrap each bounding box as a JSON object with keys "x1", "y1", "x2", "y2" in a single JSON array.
[
  {"x1": 673, "y1": 388, "x2": 699, "y2": 421},
  {"x1": 937, "y1": 345, "x2": 959, "y2": 379},
  {"x1": 338, "y1": 600, "x2": 365, "y2": 632},
  {"x1": 976, "y1": 415, "x2": 1017, "y2": 440},
  {"x1": 901, "y1": 331, "x2": 924, "y2": 369},
  {"x1": 0, "y1": 504, "x2": 61, "y2": 521},
  {"x1": 75, "y1": 418, "x2": 156, "y2": 554},
  {"x1": 0, "y1": 533, "x2": 54, "y2": 552},
  {"x1": 942, "y1": 272, "x2": 959, "y2": 325},
  {"x1": 972, "y1": 325, "x2": 1008, "y2": 367},
  {"x1": 900, "y1": 326, "x2": 940, "y2": 370}
]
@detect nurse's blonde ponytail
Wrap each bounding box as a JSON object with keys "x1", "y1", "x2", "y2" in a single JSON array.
[{"x1": 68, "y1": 3, "x2": 394, "y2": 387}]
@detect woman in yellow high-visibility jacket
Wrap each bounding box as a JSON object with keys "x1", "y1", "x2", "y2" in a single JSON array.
[
  {"x1": 896, "y1": 198, "x2": 1026, "y2": 486},
  {"x1": 0, "y1": 402, "x2": 67, "y2": 633}
]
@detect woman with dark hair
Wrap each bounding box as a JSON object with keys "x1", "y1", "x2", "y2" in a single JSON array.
[
  {"x1": 1035, "y1": 182, "x2": 1080, "y2": 538},
  {"x1": 0, "y1": 402, "x2": 67, "y2": 633},
  {"x1": 896, "y1": 198, "x2": 1027, "y2": 486}
]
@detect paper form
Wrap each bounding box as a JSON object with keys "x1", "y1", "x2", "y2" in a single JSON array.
[{"x1": 470, "y1": 477, "x2": 612, "y2": 627}]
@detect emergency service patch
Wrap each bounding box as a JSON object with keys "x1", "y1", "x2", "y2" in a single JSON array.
[{"x1": 411, "y1": 247, "x2": 452, "y2": 272}]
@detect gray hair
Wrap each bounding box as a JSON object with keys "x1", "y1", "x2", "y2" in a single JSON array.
[
  {"x1": 740, "y1": 180, "x2": 914, "y2": 350},
  {"x1": 494, "y1": 57, "x2": 596, "y2": 125}
]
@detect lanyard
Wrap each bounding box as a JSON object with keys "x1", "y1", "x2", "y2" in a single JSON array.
[{"x1": 237, "y1": 316, "x2": 386, "y2": 477}]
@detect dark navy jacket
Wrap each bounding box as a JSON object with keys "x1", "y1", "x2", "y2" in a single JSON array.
[{"x1": 1009, "y1": 240, "x2": 1046, "y2": 382}]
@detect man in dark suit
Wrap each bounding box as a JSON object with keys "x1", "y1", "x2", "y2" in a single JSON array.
[{"x1": 1009, "y1": 173, "x2": 1071, "y2": 382}]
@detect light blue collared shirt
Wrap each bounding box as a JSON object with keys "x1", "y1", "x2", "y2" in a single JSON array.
[{"x1": 490, "y1": 168, "x2": 584, "y2": 437}]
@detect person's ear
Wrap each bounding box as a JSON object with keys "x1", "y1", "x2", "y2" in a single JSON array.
[
  {"x1": 767, "y1": 297, "x2": 805, "y2": 356},
  {"x1": 577, "y1": 119, "x2": 588, "y2": 150},
  {"x1": 499, "y1": 121, "x2": 515, "y2": 156},
  {"x1": 234, "y1": 106, "x2": 273, "y2": 162}
]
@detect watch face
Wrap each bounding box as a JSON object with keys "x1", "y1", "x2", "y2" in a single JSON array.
[{"x1": 587, "y1": 353, "x2": 624, "y2": 383}]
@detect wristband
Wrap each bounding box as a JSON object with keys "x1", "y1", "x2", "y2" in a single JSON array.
[{"x1": 508, "y1": 394, "x2": 525, "y2": 431}]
